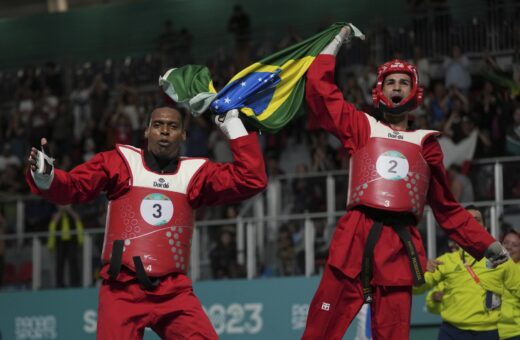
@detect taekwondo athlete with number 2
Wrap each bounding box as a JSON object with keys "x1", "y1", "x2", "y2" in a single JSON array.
[{"x1": 301, "y1": 25, "x2": 508, "y2": 340}]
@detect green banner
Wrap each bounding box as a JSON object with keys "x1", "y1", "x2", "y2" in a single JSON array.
[{"x1": 0, "y1": 276, "x2": 440, "y2": 339}]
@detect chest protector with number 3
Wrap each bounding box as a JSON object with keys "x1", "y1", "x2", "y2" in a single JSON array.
[
  {"x1": 347, "y1": 115, "x2": 440, "y2": 222},
  {"x1": 101, "y1": 145, "x2": 207, "y2": 276}
]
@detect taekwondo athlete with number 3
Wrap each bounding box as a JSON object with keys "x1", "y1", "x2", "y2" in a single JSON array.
[
  {"x1": 301, "y1": 25, "x2": 509, "y2": 340},
  {"x1": 26, "y1": 106, "x2": 267, "y2": 340}
]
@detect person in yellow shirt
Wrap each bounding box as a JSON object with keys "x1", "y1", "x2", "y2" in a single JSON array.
[
  {"x1": 418, "y1": 205, "x2": 500, "y2": 340},
  {"x1": 479, "y1": 229, "x2": 520, "y2": 340},
  {"x1": 47, "y1": 205, "x2": 84, "y2": 287}
]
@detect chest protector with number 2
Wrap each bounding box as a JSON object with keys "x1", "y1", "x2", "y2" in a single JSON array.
[
  {"x1": 101, "y1": 145, "x2": 207, "y2": 276},
  {"x1": 347, "y1": 115, "x2": 440, "y2": 222}
]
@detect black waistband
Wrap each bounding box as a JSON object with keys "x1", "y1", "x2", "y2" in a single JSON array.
[
  {"x1": 360, "y1": 218, "x2": 425, "y2": 303},
  {"x1": 355, "y1": 206, "x2": 417, "y2": 226}
]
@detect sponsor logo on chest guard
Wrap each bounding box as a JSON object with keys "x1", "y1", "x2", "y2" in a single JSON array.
[
  {"x1": 153, "y1": 177, "x2": 170, "y2": 189},
  {"x1": 387, "y1": 130, "x2": 404, "y2": 140}
]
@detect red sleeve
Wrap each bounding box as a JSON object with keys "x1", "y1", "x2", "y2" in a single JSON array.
[
  {"x1": 25, "y1": 150, "x2": 130, "y2": 205},
  {"x1": 424, "y1": 137, "x2": 495, "y2": 259},
  {"x1": 187, "y1": 133, "x2": 267, "y2": 208},
  {"x1": 306, "y1": 54, "x2": 371, "y2": 153}
]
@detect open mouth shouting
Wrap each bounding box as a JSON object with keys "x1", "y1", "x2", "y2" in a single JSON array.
[{"x1": 391, "y1": 95, "x2": 403, "y2": 105}]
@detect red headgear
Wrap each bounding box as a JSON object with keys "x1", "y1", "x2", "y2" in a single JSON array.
[{"x1": 371, "y1": 59, "x2": 423, "y2": 115}]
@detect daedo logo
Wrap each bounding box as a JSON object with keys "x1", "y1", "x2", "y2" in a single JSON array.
[
  {"x1": 153, "y1": 177, "x2": 169, "y2": 189},
  {"x1": 14, "y1": 315, "x2": 57, "y2": 339},
  {"x1": 387, "y1": 131, "x2": 404, "y2": 140}
]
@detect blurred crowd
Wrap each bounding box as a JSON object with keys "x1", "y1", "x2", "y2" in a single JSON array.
[{"x1": 1, "y1": 2, "x2": 520, "y2": 289}]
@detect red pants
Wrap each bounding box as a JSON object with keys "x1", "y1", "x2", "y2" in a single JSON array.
[
  {"x1": 302, "y1": 265, "x2": 412, "y2": 340},
  {"x1": 96, "y1": 276, "x2": 217, "y2": 340}
]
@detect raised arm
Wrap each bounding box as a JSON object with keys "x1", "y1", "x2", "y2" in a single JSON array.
[
  {"x1": 26, "y1": 142, "x2": 126, "y2": 205},
  {"x1": 187, "y1": 110, "x2": 267, "y2": 207},
  {"x1": 306, "y1": 27, "x2": 370, "y2": 153}
]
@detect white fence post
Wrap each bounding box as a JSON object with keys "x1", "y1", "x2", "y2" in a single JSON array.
[
  {"x1": 32, "y1": 236, "x2": 42, "y2": 290},
  {"x1": 304, "y1": 218, "x2": 315, "y2": 277}
]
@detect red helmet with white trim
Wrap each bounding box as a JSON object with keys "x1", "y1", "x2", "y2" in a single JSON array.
[{"x1": 371, "y1": 59, "x2": 423, "y2": 115}]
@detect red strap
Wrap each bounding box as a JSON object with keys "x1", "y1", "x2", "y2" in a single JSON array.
[{"x1": 464, "y1": 264, "x2": 480, "y2": 284}]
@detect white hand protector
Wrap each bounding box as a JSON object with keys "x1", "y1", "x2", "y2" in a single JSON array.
[
  {"x1": 214, "y1": 109, "x2": 248, "y2": 139},
  {"x1": 320, "y1": 23, "x2": 365, "y2": 56},
  {"x1": 484, "y1": 241, "x2": 509, "y2": 267},
  {"x1": 31, "y1": 147, "x2": 55, "y2": 190}
]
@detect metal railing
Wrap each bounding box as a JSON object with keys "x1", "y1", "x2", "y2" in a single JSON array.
[{"x1": 2, "y1": 156, "x2": 520, "y2": 290}]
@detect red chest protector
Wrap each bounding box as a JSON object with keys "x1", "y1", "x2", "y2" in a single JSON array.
[
  {"x1": 347, "y1": 115, "x2": 440, "y2": 222},
  {"x1": 101, "y1": 145, "x2": 207, "y2": 276}
]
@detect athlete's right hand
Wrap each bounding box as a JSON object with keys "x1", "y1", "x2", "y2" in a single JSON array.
[
  {"x1": 484, "y1": 241, "x2": 509, "y2": 267},
  {"x1": 28, "y1": 137, "x2": 55, "y2": 190},
  {"x1": 319, "y1": 24, "x2": 365, "y2": 56},
  {"x1": 213, "y1": 109, "x2": 248, "y2": 139}
]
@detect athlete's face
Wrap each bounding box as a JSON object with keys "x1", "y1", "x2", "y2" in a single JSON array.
[
  {"x1": 145, "y1": 107, "x2": 186, "y2": 160},
  {"x1": 382, "y1": 73, "x2": 412, "y2": 106}
]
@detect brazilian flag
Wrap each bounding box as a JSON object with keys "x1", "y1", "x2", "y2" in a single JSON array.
[{"x1": 159, "y1": 22, "x2": 363, "y2": 133}]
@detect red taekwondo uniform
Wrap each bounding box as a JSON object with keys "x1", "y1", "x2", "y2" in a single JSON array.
[
  {"x1": 26, "y1": 133, "x2": 266, "y2": 340},
  {"x1": 301, "y1": 54, "x2": 496, "y2": 340}
]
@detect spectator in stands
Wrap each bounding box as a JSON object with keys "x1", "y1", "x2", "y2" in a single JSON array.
[
  {"x1": 410, "y1": 46, "x2": 431, "y2": 90},
  {"x1": 444, "y1": 111, "x2": 493, "y2": 159},
  {"x1": 277, "y1": 25, "x2": 302, "y2": 50},
  {"x1": 107, "y1": 109, "x2": 133, "y2": 147},
  {"x1": 185, "y1": 115, "x2": 211, "y2": 157},
  {"x1": 0, "y1": 211, "x2": 5, "y2": 287},
  {"x1": 444, "y1": 45, "x2": 472, "y2": 94},
  {"x1": 120, "y1": 91, "x2": 141, "y2": 146},
  {"x1": 0, "y1": 164, "x2": 23, "y2": 194},
  {"x1": 342, "y1": 73, "x2": 366, "y2": 109},
  {"x1": 156, "y1": 19, "x2": 177, "y2": 70},
  {"x1": 291, "y1": 164, "x2": 313, "y2": 213},
  {"x1": 475, "y1": 81, "x2": 499, "y2": 130},
  {"x1": 29, "y1": 97, "x2": 50, "y2": 147},
  {"x1": 70, "y1": 78, "x2": 92, "y2": 142},
  {"x1": 43, "y1": 61, "x2": 63, "y2": 97},
  {"x1": 0, "y1": 143, "x2": 21, "y2": 171},
  {"x1": 357, "y1": 57, "x2": 378, "y2": 105},
  {"x1": 418, "y1": 206, "x2": 500, "y2": 340},
  {"x1": 47, "y1": 205, "x2": 84, "y2": 287},
  {"x1": 478, "y1": 229, "x2": 520, "y2": 340},
  {"x1": 42, "y1": 86, "x2": 59, "y2": 122},
  {"x1": 441, "y1": 88, "x2": 469, "y2": 142},
  {"x1": 505, "y1": 106, "x2": 520, "y2": 155},
  {"x1": 89, "y1": 73, "x2": 109, "y2": 125},
  {"x1": 227, "y1": 4, "x2": 252, "y2": 68},
  {"x1": 208, "y1": 127, "x2": 233, "y2": 163},
  {"x1": 27, "y1": 106, "x2": 266, "y2": 339},
  {"x1": 502, "y1": 228, "x2": 520, "y2": 263},
  {"x1": 177, "y1": 28, "x2": 194, "y2": 65},
  {"x1": 277, "y1": 225, "x2": 297, "y2": 276},
  {"x1": 51, "y1": 101, "x2": 74, "y2": 158},
  {"x1": 447, "y1": 164, "x2": 474, "y2": 203},
  {"x1": 429, "y1": 81, "x2": 452, "y2": 130},
  {"x1": 210, "y1": 226, "x2": 241, "y2": 279},
  {"x1": 266, "y1": 152, "x2": 285, "y2": 177}
]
